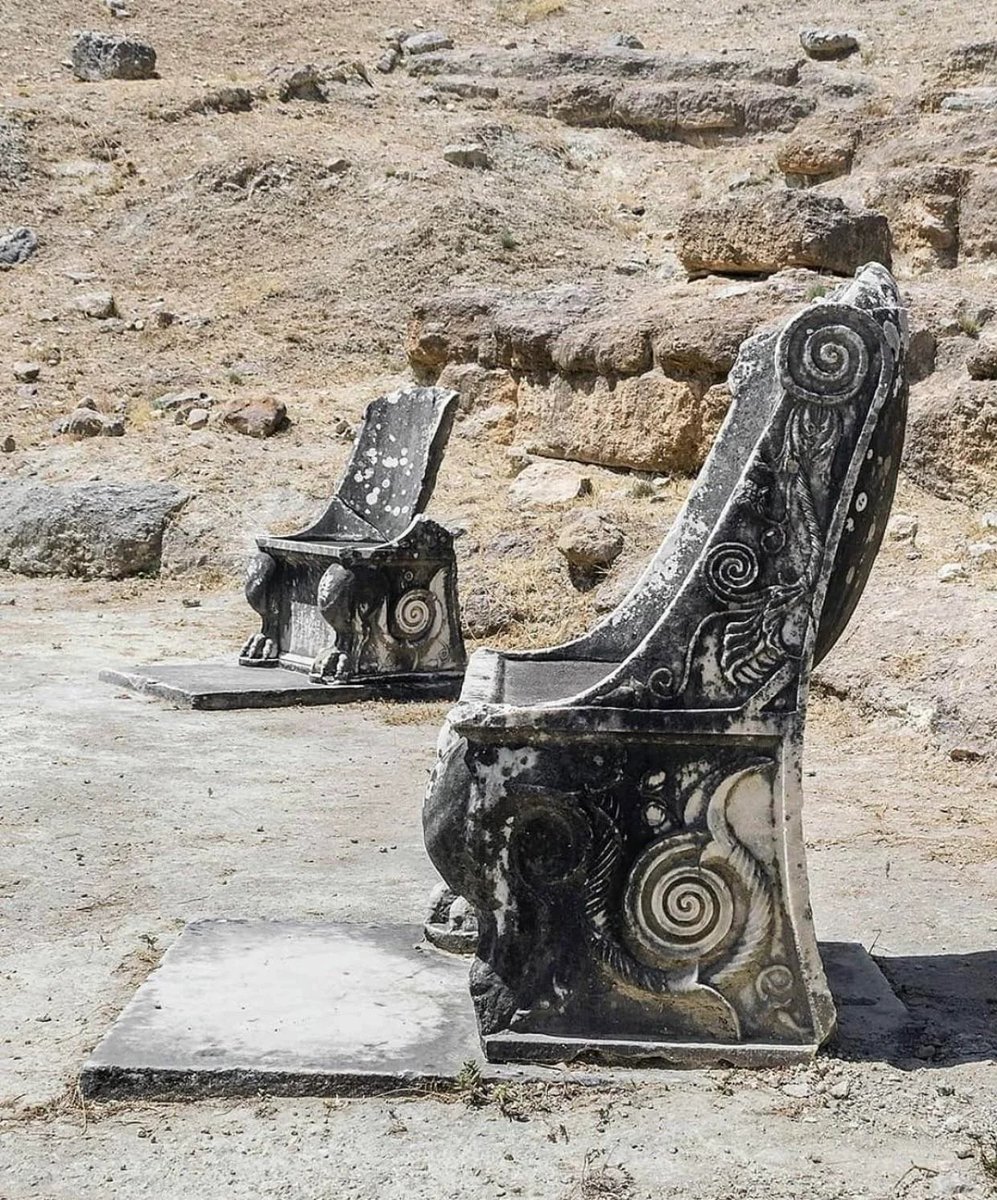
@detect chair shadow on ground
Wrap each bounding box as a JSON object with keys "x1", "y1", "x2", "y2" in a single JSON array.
[{"x1": 822, "y1": 942, "x2": 997, "y2": 1067}]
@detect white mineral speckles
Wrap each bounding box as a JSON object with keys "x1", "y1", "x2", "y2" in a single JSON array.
[
  {"x1": 855, "y1": 493, "x2": 868, "y2": 512},
  {"x1": 846, "y1": 517, "x2": 855, "y2": 532}
]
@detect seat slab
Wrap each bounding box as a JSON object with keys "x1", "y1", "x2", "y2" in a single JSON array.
[{"x1": 498, "y1": 658, "x2": 615, "y2": 706}]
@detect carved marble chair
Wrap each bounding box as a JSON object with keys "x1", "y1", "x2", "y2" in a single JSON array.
[
  {"x1": 423, "y1": 264, "x2": 908, "y2": 1066},
  {"x1": 241, "y1": 386, "x2": 466, "y2": 693}
]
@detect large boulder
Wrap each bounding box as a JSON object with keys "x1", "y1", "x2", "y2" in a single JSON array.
[
  {"x1": 0, "y1": 481, "x2": 187, "y2": 579},
  {"x1": 71, "y1": 31, "x2": 157, "y2": 81},
  {"x1": 677, "y1": 189, "x2": 892, "y2": 276}
]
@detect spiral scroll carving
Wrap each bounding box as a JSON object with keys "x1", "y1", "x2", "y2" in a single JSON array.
[
  {"x1": 392, "y1": 587, "x2": 437, "y2": 641},
  {"x1": 624, "y1": 835, "x2": 737, "y2": 967},
  {"x1": 704, "y1": 542, "x2": 760, "y2": 604},
  {"x1": 776, "y1": 304, "x2": 883, "y2": 408}
]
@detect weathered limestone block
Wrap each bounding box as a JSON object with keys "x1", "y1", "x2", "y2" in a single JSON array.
[
  {"x1": 0, "y1": 481, "x2": 186, "y2": 578},
  {"x1": 407, "y1": 285, "x2": 601, "y2": 376},
  {"x1": 678, "y1": 189, "x2": 892, "y2": 276},
  {"x1": 71, "y1": 31, "x2": 157, "y2": 81},
  {"x1": 865, "y1": 167, "x2": 966, "y2": 271},
  {"x1": 776, "y1": 118, "x2": 858, "y2": 186},
  {"x1": 407, "y1": 46, "x2": 802, "y2": 88},
  {"x1": 942, "y1": 41, "x2": 997, "y2": 77},
  {"x1": 905, "y1": 374, "x2": 997, "y2": 499},
  {"x1": 424, "y1": 264, "x2": 909, "y2": 1067},
  {"x1": 550, "y1": 82, "x2": 814, "y2": 140},
  {"x1": 959, "y1": 169, "x2": 997, "y2": 260},
  {"x1": 508, "y1": 460, "x2": 592, "y2": 507},
  {"x1": 516, "y1": 370, "x2": 727, "y2": 474}
]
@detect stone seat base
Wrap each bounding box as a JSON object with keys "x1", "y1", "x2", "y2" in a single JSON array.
[{"x1": 99, "y1": 661, "x2": 464, "y2": 711}]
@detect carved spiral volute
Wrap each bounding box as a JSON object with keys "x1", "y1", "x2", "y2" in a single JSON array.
[
  {"x1": 391, "y1": 587, "x2": 438, "y2": 642},
  {"x1": 623, "y1": 834, "x2": 741, "y2": 969},
  {"x1": 776, "y1": 304, "x2": 883, "y2": 408}
]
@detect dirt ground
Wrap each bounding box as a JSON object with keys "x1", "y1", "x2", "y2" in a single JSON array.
[{"x1": 1, "y1": 576, "x2": 995, "y2": 1199}]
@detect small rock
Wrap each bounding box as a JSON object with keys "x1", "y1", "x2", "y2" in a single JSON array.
[
  {"x1": 443, "y1": 143, "x2": 491, "y2": 169},
  {"x1": 2, "y1": 435, "x2": 15, "y2": 453},
  {"x1": 53, "y1": 404, "x2": 124, "y2": 438},
  {"x1": 608, "y1": 32, "x2": 644, "y2": 49},
  {"x1": 185, "y1": 407, "x2": 209, "y2": 430},
  {"x1": 195, "y1": 85, "x2": 254, "y2": 114},
  {"x1": 222, "y1": 396, "x2": 286, "y2": 438},
  {"x1": 954, "y1": 1144, "x2": 975, "y2": 1160},
  {"x1": 799, "y1": 28, "x2": 860, "y2": 61},
  {"x1": 828, "y1": 1080, "x2": 851, "y2": 1100},
  {"x1": 376, "y1": 47, "x2": 400, "y2": 74},
  {"x1": 274, "y1": 63, "x2": 328, "y2": 103},
  {"x1": 781, "y1": 1082, "x2": 810, "y2": 1099},
  {"x1": 978, "y1": 511, "x2": 997, "y2": 531},
  {"x1": 152, "y1": 388, "x2": 212, "y2": 413},
  {"x1": 966, "y1": 337, "x2": 997, "y2": 380},
  {"x1": 887, "y1": 513, "x2": 918, "y2": 542},
  {"x1": 509, "y1": 460, "x2": 592, "y2": 507},
  {"x1": 557, "y1": 509, "x2": 625, "y2": 589},
  {"x1": 71, "y1": 30, "x2": 156, "y2": 81},
  {"x1": 13, "y1": 362, "x2": 41, "y2": 383},
  {"x1": 950, "y1": 744, "x2": 985, "y2": 763},
  {"x1": 402, "y1": 30, "x2": 453, "y2": 56},
  {"x1": 966, "y1": 540, "x2": 997, "y2": 565},
  {"x1": 938, "y1": 563, "x2": 967, "y2": 582},
  {"x1": 486, "y1": 531, "x2": 537, "y2": 560},
  {"x1": 0, "y1": 227, "x2": 39, "y2": 269},
  {"x1": 324, "y1": 156, "x2": 351, "y2": 175},
  {"x1": 71, "y1": 290, "x2": 117, "y2": 319},
  {"x1": 461, "y1": 588, "x2": 519, "y2": 638}
]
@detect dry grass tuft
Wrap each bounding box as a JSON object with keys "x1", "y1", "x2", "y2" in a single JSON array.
[{"x1": 498, "y1": 0, "x2": 566, "y2": 25}]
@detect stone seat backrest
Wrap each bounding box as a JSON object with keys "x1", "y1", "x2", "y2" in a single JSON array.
[
  {"x1": 290, "y1": 387, "x2": 459, "y2": 545},
  {"x1": 508, "y1": 263, "x2": 908, "y2": 715}
]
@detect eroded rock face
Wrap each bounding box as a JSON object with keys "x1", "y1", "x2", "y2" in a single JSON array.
[
  {"x1": 865, "y1": 167, "x2": 965, "y2": 271},
  {"x1": 959, "y1": 168, "x2": 997, "y2": 260},
  {"x1": 0, "y1": 481, "x2": 187, "y2": 579},
  {"x1": 71, "y1": 31, "x2": 157, "y2": 81},
  {"x1": 407, "y1": 45, "x2": 814, "y2": 143},
  {"x1": 517, "y1": 371, "x2": 728, "y2": 474},
  {"x1": 905, "y1": 374, "x2": 997, "y2": 499},
  {"x1": 408, "y1": 276, "x2": 826, "y2": 474},
  {"x1": 677, "y1": 189, "x2": 891, "y2": 277}
]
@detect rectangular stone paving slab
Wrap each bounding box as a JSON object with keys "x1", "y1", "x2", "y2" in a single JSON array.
[
  {"x1": 99, "y1": 662, "x2": 462, "y2": 711},
  {"x1": 80, "y1": 922, "x2": 912, "y2": 1099}
]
